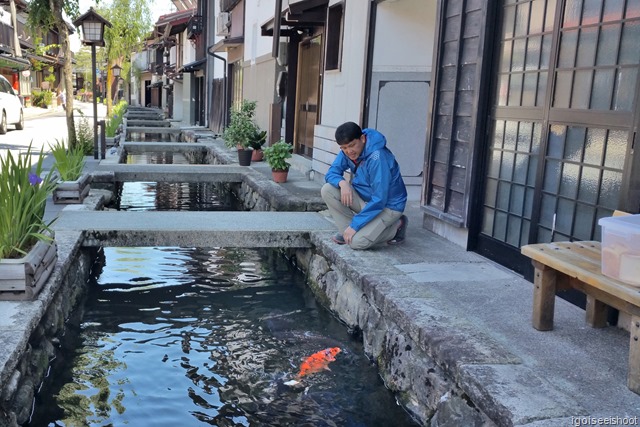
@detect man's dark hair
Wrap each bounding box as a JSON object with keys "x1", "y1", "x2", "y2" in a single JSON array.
[{"x1": 335, "y1": 122, "x2": 363, "y2": 145}]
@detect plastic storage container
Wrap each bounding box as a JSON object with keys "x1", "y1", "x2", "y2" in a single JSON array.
[{"x1": 598, "y1": 214, "x2": 640, "y2": 285}]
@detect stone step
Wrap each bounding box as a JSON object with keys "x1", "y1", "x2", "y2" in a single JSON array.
[
  {"x1": 126, "y1": 108, "x2": 162, "y2": 114},
  {"x1": 126, "y1": 119, "x2": 171, "y2": 127},
  {"x1": 126, "y1": 113, "x2": 163, "y2": 116},
  {"x1": 53, "y1": 211, "x2": 334, "y2": 248},
  {"x1": 126, "y1": 126, "x2": 181, "y2": 133},
  {"x1": 125, "y1": 114, "x2": 165, "y2": 121},
  {"x1": 94, "y1": 164, "x2": 246, "y2": 182},
  {"x1": 121, "y1": 140, "x2": 188, "y2": 145},
  {"x1": 121, "y1": 141, "x2": 207, "y2": 152},
  {"x1": 125, "y1": 110, "x2": 163, "y2": 114}
]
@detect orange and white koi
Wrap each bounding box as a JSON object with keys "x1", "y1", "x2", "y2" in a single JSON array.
[
  {"x1": 283, "y1": 347, "x2": 342, "y2": 387},
  {"x1": 297, "y1": 347, "x2": 341, "y2": 378}
]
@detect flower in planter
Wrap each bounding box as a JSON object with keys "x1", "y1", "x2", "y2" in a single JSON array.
[
  {"x1": 28, "y1": 173, "x2": 43, "y2": 186},
  {"x1": 0, "y1": 143, "x2": 57, "y2": 259},
  {"x1": 50, "y1": 139, "x2": 85, "y2": 181}
]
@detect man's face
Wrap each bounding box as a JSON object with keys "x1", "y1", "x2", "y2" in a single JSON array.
[{"x1": 339, "y1": 135, "x2": 366, "y2": 161}]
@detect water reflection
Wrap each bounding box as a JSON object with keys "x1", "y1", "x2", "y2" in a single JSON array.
[
  {"x1": 30, "y1": 247, "x2": 417, "y2": 426},
  {"x1": 126, "y1": 151, "x2": 207, "y2": 165},
  {"x1": 109, "y1": 182, "x2": 237, "y2": 211}
]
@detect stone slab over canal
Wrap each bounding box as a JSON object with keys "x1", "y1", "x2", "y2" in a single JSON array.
[
  {"x1": 53, "y1": 211, "x2": 335, "y2": 248},
  {"x1": 119, "y1": 141, "x2": 207, "y2": 152},
  {"x1": 95, "y1": 164, "x2": 247, "y2": 183}
]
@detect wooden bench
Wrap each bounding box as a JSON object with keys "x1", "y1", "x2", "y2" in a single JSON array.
[{"x1": 521, "y1": 237, "x2": 640, "y2": 394}]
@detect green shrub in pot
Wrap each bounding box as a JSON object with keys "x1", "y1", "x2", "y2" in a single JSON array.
[
  {"x1": 263, "y1": 139, "x2": 293, "y2": 172},
  {"x1": 222, "y1": 100, "x2": 260, "y2": 150}
]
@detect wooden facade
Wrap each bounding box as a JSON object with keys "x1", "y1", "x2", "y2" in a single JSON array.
[
  {"x1": 424, "y1": 0, "x2": 492, "y2": 229},
  {"x1": 425, "y1": 0, "x2": 640, "y2": 276}
]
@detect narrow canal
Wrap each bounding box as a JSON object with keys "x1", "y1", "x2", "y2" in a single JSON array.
[
  {"x1": 108, "y1": 181, "x2": 237, "y2": 211},
  {"x1": 29, "y1": 246, "x2": 418, "y2": 426},
  {"x1": 28, "y1": 149, "x2": 418, "y2": 425}
]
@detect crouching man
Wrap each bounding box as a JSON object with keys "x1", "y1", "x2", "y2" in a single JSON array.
[{"x1": 321, "y1": 121, "x2": 408, "y2": 249}]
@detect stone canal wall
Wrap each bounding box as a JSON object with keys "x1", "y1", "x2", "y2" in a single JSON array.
[
  {"x1": 0, "y1": 195, "x2": 103, "y2": 426},
  {"x1": 1, "y1": 247, "x2": 96, "y2": 426},
  {"x1": 289, "y1": 245, "x2": 493, "y2": 426}
]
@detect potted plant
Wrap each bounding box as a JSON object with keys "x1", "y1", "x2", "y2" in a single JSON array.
[
  {"x1": 222, "y1": 100, "x2": 262, "y2": 166},
  {"x1": 50, "y1": 139, "x2": 91, "y2": 204},
  {"x1": 263, "y1": 139, "x2": 293, "y2": 183},
  {"x1": 249, "y1": 129, "x2": 267, "y2": 162},
  {"x1": 0, "y1": 143, "x2": 58, "y2": 300}
]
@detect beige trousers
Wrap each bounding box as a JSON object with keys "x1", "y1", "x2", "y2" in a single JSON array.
[{"x1": 321, "y1": 183, "x2": 402, "y2": 250}]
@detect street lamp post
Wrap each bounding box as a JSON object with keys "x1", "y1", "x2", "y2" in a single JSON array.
[{"x1": 73, "y1": 8, "x2": 112, "y2": 160}]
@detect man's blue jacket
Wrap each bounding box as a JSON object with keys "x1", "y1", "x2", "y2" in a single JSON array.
[{"x1": 325, "y1": 128, "x2": 407, "y2": 232}]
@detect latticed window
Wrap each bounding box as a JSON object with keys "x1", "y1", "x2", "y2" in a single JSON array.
[
  {"x1": 231, "y1": 64, "x2": 243, "y2": 110},
  {"x1": 476, "y1": 0, "x2": 640, "y2": 273}
]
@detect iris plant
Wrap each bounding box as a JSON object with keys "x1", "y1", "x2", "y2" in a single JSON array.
[
  {"x1": 50, "y1": 139, "x2": 85, "y2": 181},
  {"x1": 0, "y1": 143, "x2": 57, "y2": 259}
]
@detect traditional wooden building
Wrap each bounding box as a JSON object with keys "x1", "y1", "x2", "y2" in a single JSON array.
[
  {"x1": 424, "y1": 0, "x2": 640, "y2": 280},
  {"x1": 0, "y1": 0, "x2": 31, "y2": 102},
  {"x1": 192, "y1": 0, "x2": 640, "y2": 285},
  {"x1": 0, "y1": 0, "x2": 74, "y2": 106}
]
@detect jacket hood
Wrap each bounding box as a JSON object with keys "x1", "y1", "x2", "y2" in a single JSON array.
[{"x1": 361, "y1": 129, "x2": 387, "y2": 159}]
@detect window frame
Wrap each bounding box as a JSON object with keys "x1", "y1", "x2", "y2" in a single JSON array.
[{"x1": 324, "y1": 2, "x2": 344, "y2": 72}]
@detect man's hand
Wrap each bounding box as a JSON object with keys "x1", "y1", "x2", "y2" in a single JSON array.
[
  {"x1": 339, "y1": 180, "x2": 353, "y2": 206},
  {"x1": 343, "y1": 226, "x2": 356, "y2": 245}
]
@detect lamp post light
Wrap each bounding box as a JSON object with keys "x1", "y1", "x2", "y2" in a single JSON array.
[
  {"x1": 111, "y1": 64, "x2": 121, "y2": 78},
  {"x1": 73, "y1": 8, "x2": 112, "y2": 159}
]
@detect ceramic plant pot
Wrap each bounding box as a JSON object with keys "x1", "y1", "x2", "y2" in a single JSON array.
[
  {"x1": 237, "y1": 149, "x2": 253, "y2": 166},
  {"x1": 272, "y1": 169, "x2": 289, "y2": 183},
  {"x1": 251, "y1": 149, "x2": 263, "y2": 162}
]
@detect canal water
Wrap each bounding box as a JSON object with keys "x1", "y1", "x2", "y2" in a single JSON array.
[
  {"x1": 29, "y1": 247, "x2": 418, "y2": 426},
  {"x1": 107, "y1": 181, "x2": 238, "y2": 211},
  {"x1": 125, "y1": 151, "x2": 206, "y2": 165}
]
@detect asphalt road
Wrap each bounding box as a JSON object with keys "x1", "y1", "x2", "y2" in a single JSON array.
[{"x1": 0, "y1": 101, "x2": 107, "y2": 163}]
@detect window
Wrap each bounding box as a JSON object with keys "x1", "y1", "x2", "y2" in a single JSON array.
[
  {"x1": 231, "y1": 63, "x2": 243, "y2": 109},
  {"x1": 0, "y1": 77, "x2": 11, "y2": 94},
  {"x1": 325, "y1": 3, "x2": 344, "y2": 71}
]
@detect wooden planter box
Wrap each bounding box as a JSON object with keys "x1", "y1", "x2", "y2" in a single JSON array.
[
  {"x1": 0, "y1": 238, "x2": 57, "y2": 301},
  {"x1": 53, "y1": 173, "x2": 91, "y2": 204}
]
